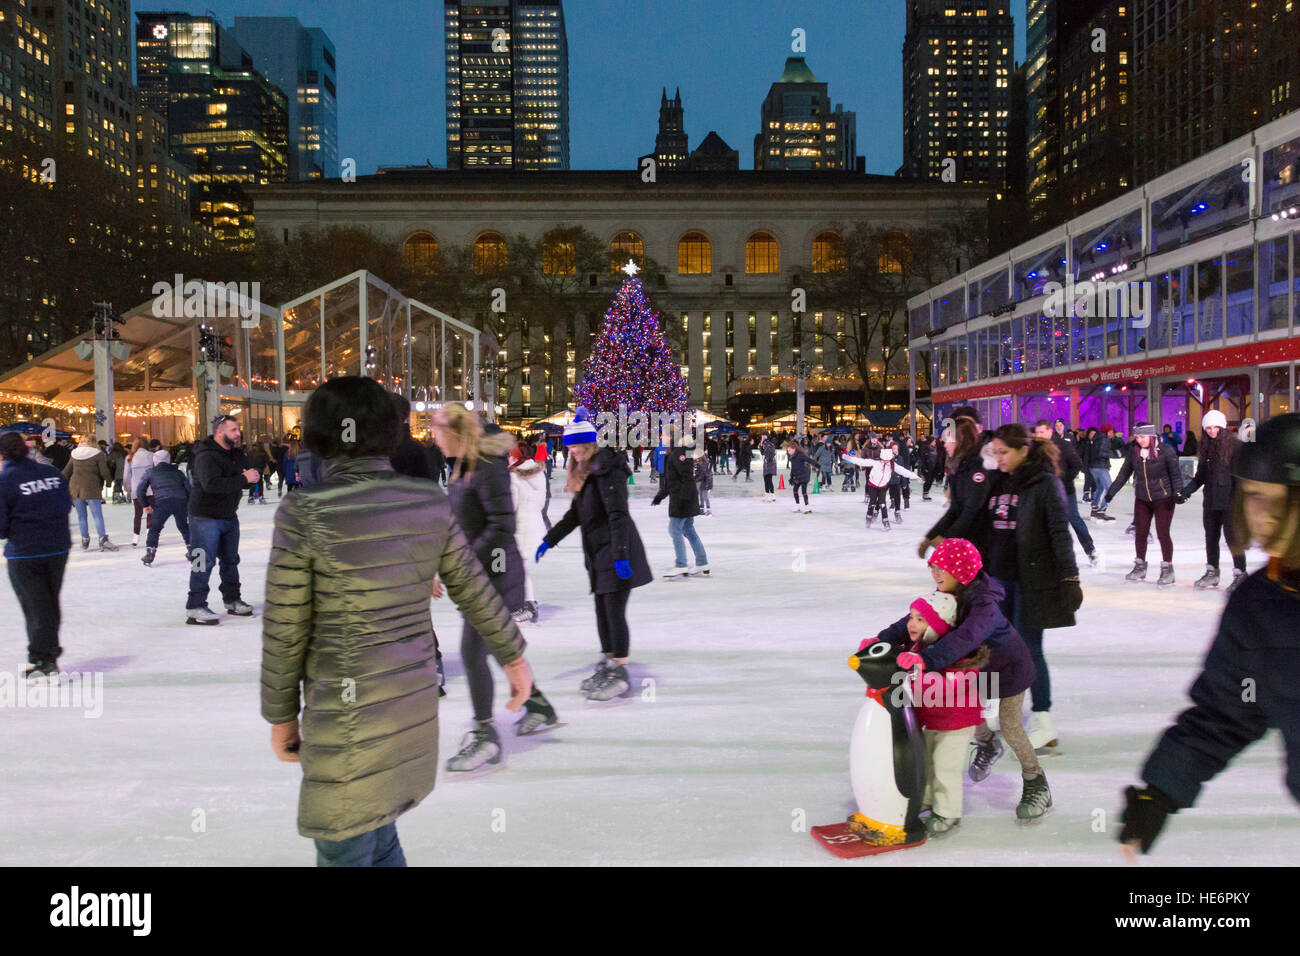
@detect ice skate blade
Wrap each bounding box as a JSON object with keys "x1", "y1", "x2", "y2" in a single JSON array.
[
  {"x1": 584, "y1": 694, "x2": 636, "y2": 708},
  {"x1": 515, "y1": 720, "x2": 566, "y2": 738},
  {"x1": 1016, "y1": 807, "x2": 1054, "y2": 825},
  {"x1": 444, "y1": 760, "x2": 507, "y2": 779},
  {"x1": 1033, "y1": 742, "x2": 1061, "y2": 757},
  {"x1": 185, "y1": 618, "x2": 220, "y2": 626}
]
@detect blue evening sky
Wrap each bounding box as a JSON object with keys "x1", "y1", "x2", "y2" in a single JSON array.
[{"x1": 132, "y1": 0, "x2": 1028, "y2": 175}]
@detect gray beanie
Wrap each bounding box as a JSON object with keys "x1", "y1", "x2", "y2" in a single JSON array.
[{"x1": 1133, "y1": 423, "x2": 1158, "y2": 437}]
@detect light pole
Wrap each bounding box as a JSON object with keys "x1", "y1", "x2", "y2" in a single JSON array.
[{"x1": 792, "y1": 358, "x2": 814, "y2": 440}]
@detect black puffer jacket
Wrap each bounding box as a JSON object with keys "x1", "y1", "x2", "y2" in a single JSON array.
[
  {"x1": 140, "y1": 462, "x2": 190, "y2": 504},
  {"x1": 1182, "y1": 435, "x2": 1240, "y2": 512},
  {"x1": 543, "y1": 447, "x2": 653, "y2": 595},
  {"x1": 927, "y1": 451, "x2": 994, "y2": 557},
  {"x1": 445, "y1": 431, "x2": 523, "y2": 609},
  {"x1": 1052, "y1": 433, "x2": 1084, "y2": 488},
  {"x1": 188, "y1": 437, "x2": 251, "y2": 519},
  {"x1": 1106, "y1": 441, "x2": 1184, "y2": 505},
  {"x1": 987, "y1": 464, "x2": 1080, "y2": 630},
  {"x1": 652, "y1": 446, "x2": 702, "y2": 518},
  {"x1": 788, "y1": 447, "x2": 814, "y2": 484},
  {"x1": 1085, "y1": 434, "x2": 1114, "y2": 469}
]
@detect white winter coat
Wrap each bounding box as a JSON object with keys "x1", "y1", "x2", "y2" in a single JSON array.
[
  {"x1": 510, "y1": 459, "x2": 548, "y2": 604},
  {"x1": 124, "y1": 448, "x2": 155, "y2": 499},
  {"x1": 844, "y1": 455, "x2": 922, "y2": 488}
]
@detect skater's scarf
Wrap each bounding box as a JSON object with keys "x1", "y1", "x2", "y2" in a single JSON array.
[{"x1": 566, "y1": 454, "x2": 591, "y2": 494}]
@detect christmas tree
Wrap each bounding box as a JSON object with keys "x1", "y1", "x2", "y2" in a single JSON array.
[{"x1": 572, "y1": 262, "x2": 690, "y2": 416}]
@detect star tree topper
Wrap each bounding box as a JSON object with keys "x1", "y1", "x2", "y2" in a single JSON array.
[{"x1": 621, "y1": 259, "x2": 640, "y2": 277}]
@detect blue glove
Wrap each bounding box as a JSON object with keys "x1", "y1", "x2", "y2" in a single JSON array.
[
  {"x1": 615, "y1": 559, "x2": 633, "y2": 580},
  {"x1": 535, "y1": 541, "x2": 550, "y2": 563}
]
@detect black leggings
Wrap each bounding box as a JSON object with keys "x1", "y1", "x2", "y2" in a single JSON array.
[
  {"x1": 764, "y1": 474, "x2": 774, "y2": 494},
  {"x1": 792, "y1": 480, "x2": 809, "y2": 505},
  {"x1": 462, "y1": 615, "x2": 546, "y2": 722},
  {"x1": 888, "y1": 484, "x2": 902, "y2": 511},
  {"x1": 900, "y1": 479, "x2": 911, "y2": 507},
  {"x1": 1204, "y1": 508, "x2": 1247, "y2": 571},
  {"x1": 595, "y1": 589, "x2": 632, "y2": 658},
  {"x1": 867, "y1": 484, "x2": 888, "y2": 514},
  {"x1": 1134, "y1": 498, "x2": 1175, "y2": 562}
]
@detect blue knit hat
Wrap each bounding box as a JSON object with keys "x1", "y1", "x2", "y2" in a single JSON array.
[{"x1": 563, "y1": 408, "x2": 598, "y2": 446}]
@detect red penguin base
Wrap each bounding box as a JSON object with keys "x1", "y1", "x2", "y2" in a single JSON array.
[{"x1": 810, "y1": 822, "x2": 927, "y2": 858}]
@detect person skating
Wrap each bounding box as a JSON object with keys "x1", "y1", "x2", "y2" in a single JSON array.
[
  {"x1": 652, "y1": 436, "x2": 710, "y2": 577},
  {"x1": 537, "y1": 410, "x2": 653, "y2": 701},
  {"x1": 1119, "y1": 413, "x2": 1300, "y2": 857},
  {"x1": 1033, "y1": 419, "x2": 1099, "y2": 566},
  {"x1": 185, "y1": 415, "x2": 261, "y2": 624},
  {"x1": 61, "y1": 434, "x2": 119, "y2": 551},
  {"x1": 245, "y1": 437, "x2": 270, "y2": 504},
  {"x1": 918, "y1": 412, "x2": 995, "y2": 560},
  {"x1": 432, "y1": 404, "x2": 558, "y2": 753},
  {"x1": 987, "y1": 424, "x2": 1084, "y2": 755},
  {"x1": 1088, "y1": 425, "x2": 1119, "y2": 521},
  {"x1": 508, "y1": 436, "x2": 548, "y2": 624},
  {"x1": 0, "y1": 432, "x2": 74, "y2": 679},
  {"x1": 123, "y1": 436, "x2": 154, "y2": 547},
  {"x1": 845, "y1": 447, "x2": 920, "y2": 530},
  {"x1": 875, "y1": 538, "x2": 1044, "y2": 821},
  {"x1": 811, "y1": 438, "x2": 835, "y2": 491},
  {"x1": 1103, "y1": 423, "x2": 1184, "y2": 587},
  {"x1": 693, "y1": 445, "x2": 713, "y2": 515},
  {"x1": 785, "y1": 441, "x2": 816, "y2": 512},
  {"x1": 139, "y1": 449, "x2": 191, "y2": 566},
  {"x1": 261, "y1": 376, "x2": 537, "y2": 866},
  {"x1": 760, "y1": 433, "x2": 778, "y2": 501},
  {"x1": 1179, "y1": 410, "x2": 1247, "y2": 593},
  {"x1": 734, "y1": 433, "x2": 753, "y2": 482},
  {"x1": 108, "y1": 441, "x2": 128, "y2": 504}
]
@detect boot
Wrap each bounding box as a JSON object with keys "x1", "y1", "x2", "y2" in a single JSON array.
[
  {"x1": 1193, "y1": 565, "x2": 1219, "y2": 590},
  {"x1": 968, "y1": 733, "x2": 1004, "y2": 782},
  {"x1": 893, "y1": 509, "x2": 903, "y2": 523},
  {"x1": 81, "y1": 537, "x2": 90, "y2": 551},
  {"x1": 98, "y1": 535, "x2": 120, "y2": 552},
  {"x1": 865, "y1": 513, "x2": 876, "y2": 529},
  {"x1": 1225, "y1": 568, "x2": 1247, "y2": 595},
  {"x1": 132, "y1": 533, "x2": 139, "y2": 547},
  {"x1": 1156, "y1": 562, "x2": 1175, "y2": 588},
  {"x1": 141, "y1": 546, "x2": 156, "y2": 566},
  {"x1": 881, "y1": 513, "x2": 891, "y2": 531},
  {"x1": 445, "y1": 721, "x2": 502, "y2": 773},
  {"x1": 1016, "y1": 771, "x2": 1053, "y2": 822},
  {"x1": 1125, "y1": 559, "x2": 1148, "y2": 582},
  {"x1": 514, "y1": 690, "x2": 559, "y2": 736}
]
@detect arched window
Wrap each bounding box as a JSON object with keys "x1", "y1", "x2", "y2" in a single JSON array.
[
  {"x1": 609, "y1": 230, "x2": 644, "y2": 273},
  {"x1": 473, "y1": 232, "x2": 508, "y2": 275},
  {"x1": 677, "y1": 231, "x2": 711, "y2": 274},
  {"x1": 404, "y1": 232, "x2": 438, "y2": 273},
  {"x1": 812, "y1": 231, "x2": 846, "y2": 273},
  {"x1": 542, "y1": 235, "x2": 576, "y2": 275},
  {"x1": 745, "y1": 231, "x2": 779, "y2": 274},
  {"x1": 879, "y1": 230, "x2": 912, "y2": 275}
]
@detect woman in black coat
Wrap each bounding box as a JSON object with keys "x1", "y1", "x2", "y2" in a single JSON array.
[
  {"x1": 986, "y1": 425, "x2": 1083, "y2": 795},
  {"x1": 432, "y1": 405, "x2": 558, "y2": 760},
  {"x1": 651, "y1": 441, "x2": 709, "y2": 575},
  {"x1": 538, "y1": 414, "x2": 652, "y2": 701},
  {"x1": 1180, "y1": 412, "x2": 1245, "y2": 592},
  {"x1": 920, "y1": 416, "x2": 994, "y2": 559},
  {"x1": 1103, "y1": 423, "x2": 1184, "y2": 585}
]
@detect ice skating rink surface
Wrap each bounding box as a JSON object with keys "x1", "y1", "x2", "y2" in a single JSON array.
[{"x1": 2, "y1": 469, "x2": 1294, "y2": 865}]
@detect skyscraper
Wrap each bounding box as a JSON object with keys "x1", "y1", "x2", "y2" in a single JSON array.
[
  {"x1": 1025, "y1": 0, "x2": 1059, "y2": 226},
  {"x1": 901, "y1": 0, "x2": 1015, "y2": 185},
  {"x1": 653, "y1": 88, "x2": 688, "y2": 171},
  {"x1": 230, "y1": 17, "x2": 338, "y2": 181},
  {"x1": 135, "y1": 12, "x2": 288, "y2": 249},
  {"x1": 753, "y1": 57, "x2": 859, "y2": 171},
  {"x1": 444, "y1": 0, "x2": 569, "y2": 170}
]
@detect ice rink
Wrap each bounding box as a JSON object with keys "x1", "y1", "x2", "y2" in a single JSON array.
[{"x1": 2, "y1": 465, "x2": 1295, "y2": 866}]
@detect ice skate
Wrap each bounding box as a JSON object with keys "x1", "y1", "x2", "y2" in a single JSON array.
[
  {"x1": 141, "y1": 547, "x2": 156, "y2": 566},
  {"x1": 1156, "y1": 562, "x2": 1176, "y2": 588},
  {"x1": 791, "y1": 505, "x2": 803, "y2": 513},
  {"x1": 893, "y1": 509, "x2": 902, "y2": 523},
  {"x1": 1027, "y1": 711, "x2": 1059, "y2": 753},
  {"x1": 690, "y1": 563, "x2": 710, "y2": 576},
  {"x1": 225, "y1": 600, "x2": 254, "y2": 616},
  {"x1": 865, "y1": 513, "x2": 876, "y2": 529},
  {"x1": 99, "y1": 535, "x2": 119, "y2": 552},
  {"x1": 512, "y1": 601, "x2": 539, "y2": 624},
  {"x1": 515, "y1": 692, "x2": 562, "y2": 736},
  {"x1": 1015, "y1": 771, "x2": 1053, "y2": 823},
  {"x1": 1225, "y1": 568, "x2": 1247, "y2": 594},
  {"x1": 881, "y1": 513, "x2": 891, "y2": 530},
  {"x1": 1087, "y1": 550, "x2": 1100, "y2": 568},
  {"x1": 663, "y1": 566, "x2": 689, "y2": 579},
  {"x1": 445, "y1": 723, "x2": 503, "y2": 774},
  {"x1": 81, "y1": 536, "x2": 90, "y2": 551},
  {"x1": 186, "y1": 607, "x2": 220, "y2": 626},
  {"x1": 803, "y1": 506, "x2": 812, "y2": 513},
  {"x1": 580, "y1": 659, "x2": 610, "y2": 693},
  {"x1": 968, "y1": 733, "x2": 1004, "y2": 782},
  {"x1": 1125, "y1": 559, "x2": 1148, "y2": 582},
  {"x1": 23, "y1": 661, "x2": 58, "y2": 681},
  {"x1": 132, "y1": 533, "x2": 139, "y2": 547},
  {"x1": 924, "y1": 814, "x2": 960, "y2": 838},
  {"x1": 586, "y1": 663, "x2": 630, "y2": 702},
  {"x1": 1194, "y1": 565, "x2": 1219, "y2": 590}
]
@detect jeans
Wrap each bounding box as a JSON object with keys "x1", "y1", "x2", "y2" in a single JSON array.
[
  {"x1": 668, "y1": 516, "x2": 707, "y2": 568},
  {"x1": 1063, "y1": 487, "x2": 1095, "y2": 554},
  {"x1": 146, "y1": 498, "x2": 191, "y2": 550},
  {"x1": 186, "y1": 515, "x2": 242, "y2": 610},
  {"x1": 1089, "y1": 467, "x2": 1112, "y2": 510},
  {"x1": 995, "y1": 576, "x2": 1050, "y2": 713},
  {"x1": 315, "y1": 822, "x2": 407, "y2": 867},
  {"x1": 72, "y1": 498, "x2": 107, "y2": 539},
  {"x1": 7, "y1": 552, "x2": 68, "y2": 665}
]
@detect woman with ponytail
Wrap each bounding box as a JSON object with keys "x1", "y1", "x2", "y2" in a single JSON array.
[{"x1": 982, "y1": 424, "x2": 1083, "y2": 817}]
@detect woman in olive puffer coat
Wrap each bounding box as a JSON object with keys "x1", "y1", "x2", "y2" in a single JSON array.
[{"x1": 261, "y1": 377, "x2": 534, "y2": 866}]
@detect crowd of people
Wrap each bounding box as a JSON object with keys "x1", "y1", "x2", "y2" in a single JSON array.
[{"x1": 2, "y1": 387, "x2": 1297, "y2": 865}]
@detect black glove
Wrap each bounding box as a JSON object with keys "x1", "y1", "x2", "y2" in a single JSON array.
[
  {"x1": 1118, "y1": 785, "x2": 1176, "y2": 855},
  {"x1": 1061, "y1": 580, "x2": 1083, "y2": 613},
  {"x1": 651, "y1": 497, "x2": 662, "y2": 507},
  {"x1": 1174, "y1": 494, "x2": 1187, "y2": 505}
]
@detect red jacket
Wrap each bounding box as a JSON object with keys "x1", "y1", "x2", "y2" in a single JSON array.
[{"x1": 905, "y1": 641, "x2": 985, "y2": 731}]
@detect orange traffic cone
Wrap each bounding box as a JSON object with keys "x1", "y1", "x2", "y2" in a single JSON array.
[{"x1": 778, "y1": 474, "x2": 786, "y2": 490}]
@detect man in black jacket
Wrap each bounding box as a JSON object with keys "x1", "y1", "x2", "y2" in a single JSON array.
[
  {"x1": 140, "y1": 449, "x2": 191, "y2": 566},
  {"x1": 652, "y1": 440, "x2": 709, "y2": 578},
  {"x1": 1034, "y1": 420, "x2": 1098, "y2": 564},
  {"x1": 185, "y1": 415, "x2": 260, "y2": 625}
]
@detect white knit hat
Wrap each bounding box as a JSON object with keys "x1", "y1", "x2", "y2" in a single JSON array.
[
  {"x1": 153, "y1": 449, "x2": 171, "y2": 465},
  {"x1": 563, "y1": 408, "x2": 598, "y2": 446},
  {"x1": 1202, "y1": 410, "x2": 1227, "y2": 430}
]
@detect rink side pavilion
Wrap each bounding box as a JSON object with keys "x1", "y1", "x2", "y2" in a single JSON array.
[
  {"x1": 250, "y1": 169, "x2": 988, "y2": 427},
  {"x1": 907, "y1": 108, "x2": 1300, "y2": 437}
]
